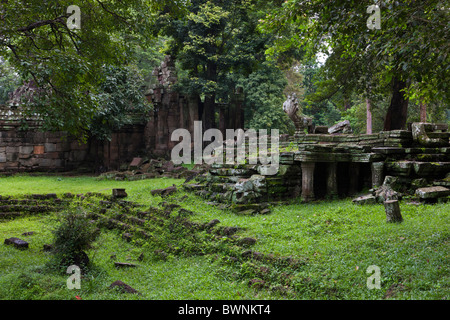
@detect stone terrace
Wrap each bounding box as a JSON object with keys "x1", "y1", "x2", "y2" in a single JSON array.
[{"x1": 185, "y1": 122, "x2": 450, "y2": 214}]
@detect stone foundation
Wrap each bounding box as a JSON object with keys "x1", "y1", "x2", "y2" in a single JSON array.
[
  {"x1": 185, "y1": 123, "x2": 450, "y2": 212},
  {"x1": 0, "y1": 106, "x2": 146, "y2": 173}
]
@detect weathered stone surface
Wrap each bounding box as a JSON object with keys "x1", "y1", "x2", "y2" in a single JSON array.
[
  {"x1": 204, "y1": 219, "x2": 220, "y2": 229},
  {"x1": 19, "y1": 146, "x2": 34, "y2": 154},
  {"x1": 44, "y1": 143, "x2": 56, "y2": 152},
  {"x1": 411, "y1": 178, "x2": 428, "y2": 189},
  {"x1": 249, "y1": 175, "x2": 266, "y2": 193},
  {"x1": 328, "y1": 120, "x2": 352, "y2": 134},
  {"x1": 352, "y1": 194, "x2": 377, "y2": 205},
  {"x1": 4, "y1": 237, "x2": 29, "y2": 249},
  {"x1": 411, "y1": 122, "x2": 449, "y2": 147},
  {"x1": 114, "y1": 262, "x2": 137, "y2": 268},
  {"x1": 129, "y1": 157, "x2": 143, "y2": 169},
  {"x1": 386, "y1": 161, "x2": 413, "y2": 177},
  {"x1": 109, "y1": 280, "x2": 140, "y2": 294},
  {"x1": 237, "y1": 237, "x2": 257, "y2": 246},
  {"x1": 151, "y1": 185, "x2": 178, "y2": 197},
  {"x1": 384, "y1": 200, "x2": 403, "y2": 223},
  {"x1": 413, "y1": 162, "x2": 450, "y2": 177},
  {"x1": 112, "y1": 188, "x2": 128, "y2": 198},
  {"x1": 122, "y1": 232, "x2": 132, "y2": 242},
  {"x1": 371, "y1": 162, "x2": 385, "y2": 188},
  {"x1": 415, "y1": 186, "x2": 450, "y2": 199},
  {"x1": 373, "y1": 176, "x2": 400, "y2": 203}
]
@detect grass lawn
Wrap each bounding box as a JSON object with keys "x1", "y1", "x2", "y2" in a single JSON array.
[{"x1": 0, "y1": 174, "x2": 448, "y2": 300}]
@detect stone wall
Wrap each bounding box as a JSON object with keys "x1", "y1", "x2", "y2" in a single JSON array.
[
  {"x1": 144, "y1": 55, "x2": 199, "y2": 158},
  {"x1": 185, "y1": 123, "x2": 450, "y2": 213},
  {"x1": 144, "y1": 55, "x2": 245, "y2": 158},
  {"x1": 0, "y1": 106, "x2": 146, "y2": 173}
]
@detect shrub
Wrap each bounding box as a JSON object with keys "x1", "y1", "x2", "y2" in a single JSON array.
[{"x1": 51, "y1": 207, "x2": 99, "y2": 270}]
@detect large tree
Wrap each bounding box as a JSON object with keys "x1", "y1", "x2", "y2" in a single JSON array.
[
  {"x1": 155, "y1": 0, "x2": 279, "y2": 132},
  {"x1": 0, "y1": 0, "x2": 180, "y2": 140},
  {"x1": 260, "y1": 0, "x2": 449, "y2": 130}
]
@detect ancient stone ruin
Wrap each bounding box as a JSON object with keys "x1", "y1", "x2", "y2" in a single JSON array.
[
  {"x1": 184, "y1": 121, "x2": 450, "y2": 214},
  {"x1": 0, "y1": 56, "x2": 449, "y2": 213}
]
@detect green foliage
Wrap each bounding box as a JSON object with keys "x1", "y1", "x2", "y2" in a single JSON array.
[
  {"x1": 260, "y1": 0, "x2": 450, "y2": 129},
  {"x1": 236, "y1": 62, "x2": 295, "y2": 134},
  {"x1": 156, "y1": 0, "x2": 286, "y2": 129},
  {"x1": 51, "y1": 207, "x2": 99, "y2": 268},
  {"x1": 0, "y1": 58, "x2": 20, "y2": 105},
  {"x1": 0, "y1": 176, "x2": 449, "y2": 299},
  {"x1": 0, "y1": 0, "x2": 160, "y2": 140},
  {"x1": 89, "y1": 65, "x2": 152, "y2": 141}
]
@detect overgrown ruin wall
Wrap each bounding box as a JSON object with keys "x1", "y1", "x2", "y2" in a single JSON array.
[
  {"x1": 144, "y1": 55, "x2": 245, "y2": 158},
  {"x1": 185, "y1": 122, "x2": 450, "y2": 214},
  {"x1": 0, "y1": 106, "x2": 146, "y2": 173}
]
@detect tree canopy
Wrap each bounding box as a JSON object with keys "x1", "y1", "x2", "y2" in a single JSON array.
[
  {"x1": 0, "y1": 0, "x2": 180, "y2": 140},
  {"x1": 1, "y1": 0, "x2": 448, "y2": 139},
  {"x1": 260, "y1": 0, "x2": 449, "y2": 130}
]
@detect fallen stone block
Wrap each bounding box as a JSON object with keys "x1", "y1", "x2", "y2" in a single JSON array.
[
  {"x1": 112, "y1": 189, "x2": 128, "y2": 199},
  {"x1": 415, "y1": 186, "x2": 450, "y2": 199},
  {"x1": 109, "y1": 280, "x2": 140, "y2": 294},
  {"x1": 129, "y1": 157, "x2": 143, "y2": 169},
  {"x1": 114, "y1": 262, "x2": 137, "y2": 268},
  {"x1": 150, "y1": 185, "x2": 178, "y2": 197},
  {"x1": 4, "y1": 237, "x2": 29, "y2": 249},
  {"x1": 352, "y1": 194, "x2": 377, "y2": 205},
  {"x1": 204, "y1": 219, "x2": 220, "y2": 229},
  {"x1": 237, "y1": 237, "x2": 257, "y2": 246}
]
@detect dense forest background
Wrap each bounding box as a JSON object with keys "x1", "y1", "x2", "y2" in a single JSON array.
[{"x1": 1, "y1": 0, "x2": 448, "y2": 141}]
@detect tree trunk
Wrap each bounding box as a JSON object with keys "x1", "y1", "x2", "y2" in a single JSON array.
[
  {"x1": 420, "y1": 101, "x2": 427, "y2": 122},
  {"x1": 344, "y1": 96, "x2": 351, "y2": 110},
  {"x1": 203, "y1": 61, "x2": 217, "y2": 133},
  {"x1": 366, "y1": 98, "x2": 372, "y2": 134},
  {"x1": 384, "y1": 77, "x2": 409, "y2": 131}
]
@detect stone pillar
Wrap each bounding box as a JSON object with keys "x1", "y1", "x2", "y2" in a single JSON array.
[
  {"x1": 371, "y1": 162, "x2": 385, "y2": 188},
  {"x1": 301, "y1": 162, "x2": 315, "y2": 202},
  {"x1": 326, "y1": 162, "x2": 338, "y2": 198},
  {"x1": 348, "y1": 162, "x2": 360, "y2": 195}
]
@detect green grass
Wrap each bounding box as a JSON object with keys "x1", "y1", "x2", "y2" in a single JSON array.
[{"x1": 0, "y1": 174, "x2": 449, "y2": 300}]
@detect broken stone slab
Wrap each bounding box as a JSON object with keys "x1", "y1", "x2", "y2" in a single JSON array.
[
  {"x1": 112, "y1": 188, "x2": 128, "y2": 198},
  {"x1": 413, "y1": 162, "x2": 450, "y2": 177},
  {"x1": 328, "y1": 120, "x2": 352, "y2": 134},
  {"x1": 109, "y1": 280, "x2": 141, "y2": 294},
  {"x1": 237, "y1": 237, "x2": 257, "y2": 246},
  {"x1": 234, "y1": 179, "x2": 254, "y2": 193},
  {"x1": 352, "y1": 194, "x2": 377, "y2": 205},
  {"x1": 150, "y1": 185, "x2": 178, "y2": 197},
  {"x1": 4, "y1": 237, "x2": 29, "y2": 249},
  {"x1": 415, "y1": 186, "x2": 450, "y2": 199},
  {"x1": 129, "y1": 157, "x2": 143, "y2": 169},
  {"x1": 314, "y1": 126, "x2": 329, "y2": 134},
  {"x1": 372, "y1": 176, "x2": 401, "y2": 203},
  {"x1": 114, "y1": 262, "x2": 137, "y2": 268}
]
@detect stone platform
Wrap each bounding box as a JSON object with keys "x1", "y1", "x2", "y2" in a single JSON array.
[{"x1": 185, "y1": 123, "x2": 450, "y2": 213}]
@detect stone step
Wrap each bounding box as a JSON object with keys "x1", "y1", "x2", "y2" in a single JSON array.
[{"x1": 415, "y1": 186, "x2": 450, "y2": 199}]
